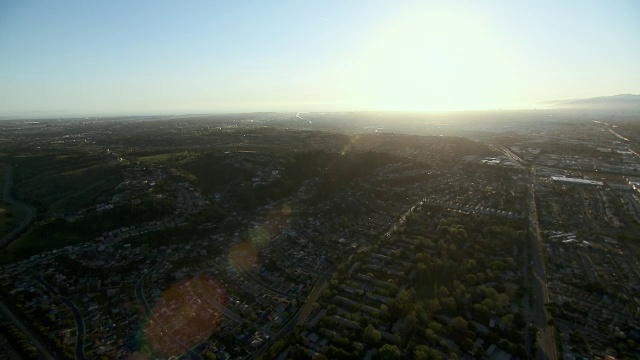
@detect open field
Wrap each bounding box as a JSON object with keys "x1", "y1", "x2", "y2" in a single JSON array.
[{"x1": 137, "y1": 151, "x2": 196, "y2": 164}]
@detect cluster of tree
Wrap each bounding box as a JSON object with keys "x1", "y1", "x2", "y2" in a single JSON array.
[
  {"x1": 13, "y1": 193, "x2": 174, "y2": 261},
  {"x1": 0, "y1": 288, "x2": 75, "y2": 359},
  {"x1": 287, "y1": 205, "x2": 530, "y2": 358},
  {"x1": 0, "y1": 320, "x2": 39, "y2": 359}
]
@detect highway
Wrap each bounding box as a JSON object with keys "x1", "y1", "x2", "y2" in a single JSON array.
[
  {"x1": 526, "y1": 167, "x2": 558, "y2": 360},
  {"x1": 293, "y1": 271, "x2": 332, "y2": 328},
  {"x1": 0, "y1": 298, "x2": 58, "y2": 359},
  {"x1": 249, "y1": 270, "x2": 331, "y2": 360},
  {"x1": 499, "y1": 147, "x2": 526, "y2": 169}
]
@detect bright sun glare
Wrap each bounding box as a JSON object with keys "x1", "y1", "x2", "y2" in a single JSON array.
[{"x1": 345, "y1": 10, "x2": 521, "y2": 112}]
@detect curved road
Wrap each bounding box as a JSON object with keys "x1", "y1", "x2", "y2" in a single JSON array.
[
  {"x1": 1, "y1": 164, "x2": 36, "y2": 247},
  {"x1": 237, "y1": 261, "x2": 291, "y2": 298},
  {"x1": 35, "y1": 276, "x2": 86, "y2": 360}
]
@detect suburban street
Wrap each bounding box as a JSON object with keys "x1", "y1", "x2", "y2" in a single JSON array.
[
  {"x1": 194, "y1": 276, "x2": 257, "y2": 330},
  {"x1": 134, "y1": 261, "x2": 200, "y2": 358}
]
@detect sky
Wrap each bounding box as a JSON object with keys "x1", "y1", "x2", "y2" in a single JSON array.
[{"x1": 1, "y1": 0, "x2": 639, "y2": 117}]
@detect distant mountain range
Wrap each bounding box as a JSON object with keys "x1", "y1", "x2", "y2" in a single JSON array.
[{"x1": 541, "y1": 94, "x2": 640, "y2": 110}]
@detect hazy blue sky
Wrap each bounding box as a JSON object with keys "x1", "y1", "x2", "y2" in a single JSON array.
[{"x1": 1, "y1": 0, "x2": 639, "y2": 116}]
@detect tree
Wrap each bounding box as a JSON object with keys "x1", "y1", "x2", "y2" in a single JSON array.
[
  {"x1": 378, "y1": 344, "x2": 401, "y2": 360},
  {"x1": 450, "y1": 316, "x2": 468, "y2": 334},
  {"x1": 460, "y1": 338, "x2": 474, "y2": 352},
  {"x1": 437, "y1": 286, "x2": 450, "y2": 298},
  {"x1": 473, "y1": 303, "x2": 489, "y2": 320},
  {"x1": 363, "y1": 324, "x2": 381, "y2": 345},
  {"x1": 203, "y1": 351, "x2": 217, "y2": 360},
  {"x1": 417, "y1": 262, "x2": 429, "y2": 280},
  {"x1": 428, "y1": 321, "x2": 443, "y2": 333},
  {"x1": 327, "y1": 345, "x2": 353, "y2": 360},
  {"x1": 266, "y1": 339, "x2": 289, "y2": 358},
  {"x1": 501, "y1": 314, "x2": 514, "y2": 329},
  {"x1": 359, "y1": 316, "x2": 369, "y2": 328},
  {"x1": 466, "y1": 274, "x2": 477, "y2": 284},
  {"x1": 414, "y1": 345, "x2": 442, "y2": 360},
  {"x1": 425, "y1": 298, "x2": 441, "y2": 315},
  {"x1": 496, "y1": 293, "x2": 511, "y2": 312},
  {"x1": 440, "y1": 296, "x2": 457, "y2": 314},
  {"x1": 394, "y1": 288, "x2": 416, "y2": 316},
  {"x1": 466, "y1": 259, "x2": 476, "y2": 269},
  {"x1": 425, "y1": 328, "x2": 438, "y2": 343}
]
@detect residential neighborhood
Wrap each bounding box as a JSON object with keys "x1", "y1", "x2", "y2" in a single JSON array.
[{"x1": 0, "y1": 112, "x2": 639, "y2": 360}]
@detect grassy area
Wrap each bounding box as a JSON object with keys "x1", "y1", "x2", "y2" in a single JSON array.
[
  {"x1": 0, "y1": 205, "x2": 18, "y2": 236},
  {"x1": 11, "y1": 154, "x2": 124, "y2": 215},
  {"x1": 0, "y1": 163, "x2": 5, "y2": 191},
  {"x1": 0, "y1": 165, "x2": 20, "y2": 238},
  {"x1": 137, "y1": 151, "x2": 196, "y2": 164}
]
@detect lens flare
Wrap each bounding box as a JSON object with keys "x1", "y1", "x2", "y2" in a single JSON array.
[
  {"x1": 229, "y1": 241, "x2": 259, "y2": 271},
  {"x1": 139, "y1": 276, "x2": 225, "y2": 358},
  {"x1": 249, "y1": 226, "x2": 270, "y2": 249},
  {"x1": 340, "y1": 134, "x2": 363, "y2": 155}
]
